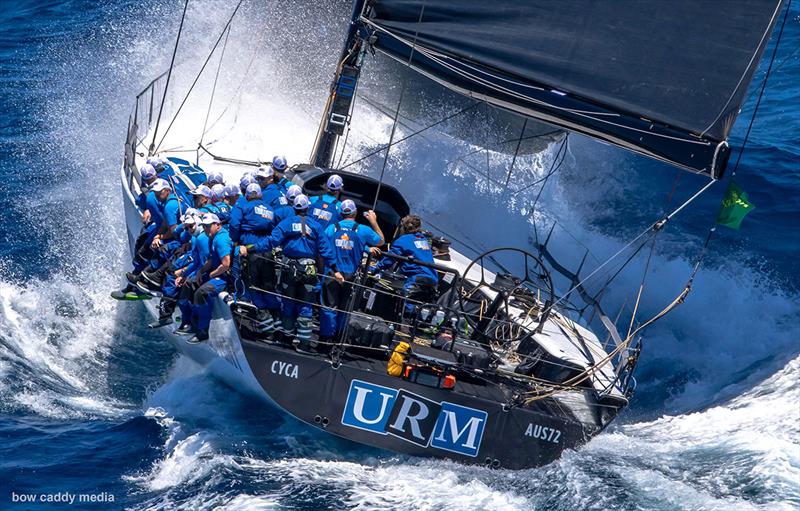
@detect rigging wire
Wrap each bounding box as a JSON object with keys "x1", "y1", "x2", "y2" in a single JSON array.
[
  {"x1": 154, "y1": 0, "x2": 246, "y2": 153},
  {"x1": 339, "y1": 101, "x2": 481, "y2": 170},
  {"x1": 372, "y1": 84, "x2": 405, "y2": 210},
  {"x1": 199, "y1": 23, "x2": 231, "y2": 147},
  {"x1": 149, "y1": 0, "x2": 189, "y2": 156}
]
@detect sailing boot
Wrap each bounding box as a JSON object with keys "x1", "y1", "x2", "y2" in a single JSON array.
[
  {"x1": 295, "y1": 316, "x2": 315, "y2": 354},
  {"x1": 187, "y1": 330, "x2": 209, "y2": 344},
  {"x1": 255, "y1": 309, "x2": 276, "y2": 335},
  {"x1": 149, "y1": 299, "x2": 175, "y2": 328}
]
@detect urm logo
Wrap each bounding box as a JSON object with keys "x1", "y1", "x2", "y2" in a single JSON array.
[{"x1": 341, "y1": 380, "x2": 487, "y2": 457}]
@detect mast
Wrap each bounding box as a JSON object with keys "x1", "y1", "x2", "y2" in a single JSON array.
[{"x1": 310, "y1": 0, "x2": 368, "y2": 169}]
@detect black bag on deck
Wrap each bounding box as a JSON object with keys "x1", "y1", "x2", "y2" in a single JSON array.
[
  {"x1": 346, "y1": 314, "x2": 394, "y2": 348},
  {"x1": 440, "y1": 338, "x2": 492, "y2": 369}
]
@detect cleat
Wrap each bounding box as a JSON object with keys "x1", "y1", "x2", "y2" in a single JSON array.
[
  {"x1": 148, "y1": 317, "x2": 174, "y2": 329},
  {"x1": 173, "y1": 324, "x2": 194, "y2": 336}
]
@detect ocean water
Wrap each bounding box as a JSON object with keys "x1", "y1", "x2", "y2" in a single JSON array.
[{"x1": 1, "y1": 1, "x2": 798, "y2": 509}]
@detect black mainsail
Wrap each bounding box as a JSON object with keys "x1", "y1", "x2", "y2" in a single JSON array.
[{"x1": 359, "y1": 0, "x2": 786, "y2": 178}]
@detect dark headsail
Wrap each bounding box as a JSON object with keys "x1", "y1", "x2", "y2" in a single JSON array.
[{"x1": 360, "y1": 0, "x2": 786, "y2": 178}]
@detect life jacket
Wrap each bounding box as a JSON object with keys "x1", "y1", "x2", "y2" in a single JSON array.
[{"x1": 330, "y1": 221, "x2": 365, "y2": 274}]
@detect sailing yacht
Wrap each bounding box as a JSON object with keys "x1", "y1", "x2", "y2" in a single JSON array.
[{"x1": 118, "y1": 0, "x2": 786, "y2": 468}]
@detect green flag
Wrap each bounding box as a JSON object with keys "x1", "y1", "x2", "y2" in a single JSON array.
[{"x1": 716, "y1": 180, "x2": 755, "y2": 230}]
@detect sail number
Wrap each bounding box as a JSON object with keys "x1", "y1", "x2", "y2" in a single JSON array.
[{"x1": 525, "y1": 423, "x2": 561, "y2": 444}]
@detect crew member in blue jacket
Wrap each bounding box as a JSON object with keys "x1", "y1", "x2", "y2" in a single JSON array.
[
  {"x1": 274, "y1": 184, "x2": 303, "y2": 224},
  {"x1": 142, "y1": 209, "x2": 200, "y2": 328},
  {"x1": 240, "y1": 194, "x2": 343, "y2": 352},
  {"x1": 191, "y1": 184, "x2": 218, "y2": 215},
  {"x1": 375, "y1": 214, "x2": 438, "y2": 316},
  {"x1": 173, "y1": 218, "x2": 211, "y2": 336},
  {"x1": 210, "y1": 184, "x2": 231, "y2": 223},
  {"x1": 255, "y1": 165, "x2": 289, "y2": 211},
  {"x1": 309, "y1": 174, "x2": 343, "y2": 230},
  {"x1": 231, "y1": 183, "x2": 281, "y2": 332},
  {"x1": 319, "y1": 200, "x2": 384, "y2": 344},
  {"x1": 271, "y1": 155, "x2": 291, "y2": 191},
  {"x1": 113, "y1": 178, "x2": 175, "y2": 300},
  {"x1": 136, "y1": 163, "x2": 157, "y2": 211},
  {"x1": 183, "y1": 213, "x2": 235, "y2": 344}
]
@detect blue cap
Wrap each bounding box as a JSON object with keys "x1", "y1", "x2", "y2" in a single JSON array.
[
  {"x1": 272, "y1": 155, "x2": 287, "y2": 171},
  {"x1": 340, "y1": 199, "x2": 357, "y2": 216},
  {"x1": 140, "y1": 164, "x2": 156, "y2": 180},
  {"x1": 326, "y1": 174, "x2": 343, "y2": 191},
  {"x1": 207, "y1": 171, "x2": 224, "y2": 185},
  {"x1": 245, "y1": 183, "x2": 262, "y2": 198},
  {"x1": 293, "y1": 194, "x2": 310, "y2": 211}
]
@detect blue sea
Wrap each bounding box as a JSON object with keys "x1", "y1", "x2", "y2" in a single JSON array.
[{"x1": 1, "y1": 1, "x2": 798, "y2": 509}]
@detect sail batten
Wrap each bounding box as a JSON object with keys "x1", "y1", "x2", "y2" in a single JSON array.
[{"x1": 363, "y1": 0, "x2": 785, "y2": 177}]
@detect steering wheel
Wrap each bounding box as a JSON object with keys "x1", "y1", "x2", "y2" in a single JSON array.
[{"x1": 456, "y1": 248, "x2": 555, "y2": 344}]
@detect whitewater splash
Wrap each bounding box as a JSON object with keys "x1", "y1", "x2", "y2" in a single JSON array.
[{"x1": 2, "y1": 0, "x2": 798, "y2": 508}]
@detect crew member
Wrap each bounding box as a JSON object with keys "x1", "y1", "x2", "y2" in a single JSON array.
[
  {"x1": 112, "y1": 178, "x2": 173, "y2": 300},
  {"x1": 274, "y1": 184, "x2": 303, "y2": 224},
  {"x1": 174, "y1": 214, "x2": 211, "y2": 335},
  {"x1": 309, "y1": 174, "x2": 343, "y2": 230},
  {"x1": 241, "y1": 194, "x2": 343, "y2": 352},
  {"x1": 255, "y1": 165, "x2": 288, "y2": 210},
  {"x1": 319, "y1": 200, "x2": 384, "y2": 344},
  {"x1": 231, "y1": 183, "x2": 281, "y2": 332},
  {"x1": 185, "y1": 213, "x2": 235, "y2": 343},
  {"x1": 271, "y1": 155, "x2": 291, "y2": 190},
  {"x1": 211, "y1": 184, "x2": 231, "y2": 223},
  {"x1": 375, "y1": 214, "x2": 438, "y2": 315},
  {"x1": 190, "y1": 184, "x2": 218, "y2": 214},
  {"x1": 143, "y1": 209, "x2": 201, "y2": 328}
]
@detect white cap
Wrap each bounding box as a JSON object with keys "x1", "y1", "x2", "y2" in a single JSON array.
[
  {"x1": 223, "y1": 184, "x2": 239, "y2": 198},
  {"x1": 190, "y1": 184, "x2": 213, "y2": 198},
  {"x1": 181, "y1": 207, "x2": 200, "y2": 223},
  {"x1": 240, "y1": 173, "x2": 256, "y2": 188},
  {"x1": 340, "y1": 199, "x2": 357, "y2": 216},
  {"x1": 326, "y1": 174, "x2": 343, "y2": 191},
  {"x1": 207, "y1": 170, "x2": 224, "y2": 184},
  {"x1": 201, "y1": 213, "x2": 221, "y2": 225},
  {"x1": 245, "y1": 183, "x2": 262, "y2": 198},
  {"x1": 146, "y1": 156, "x2": 160, "y2": 167},
  {"x1": 286, "y1": 184, "x2": 303, "y2": 204},
  {"x1": 255, "y1": 165, "x2": 274, "y2": 179},
  {"x1": 140, "y1": 164, "x2": 156, "y2": 180},
  {"x1": 293, "y1": 194, "x2": 310, "y2": 211},
  {"x1": 151, "y1": 178, "x2": 170, "y2": 192},
  {"x1": 211, "y1": 183, "x2": 226, "y2": 200}
]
